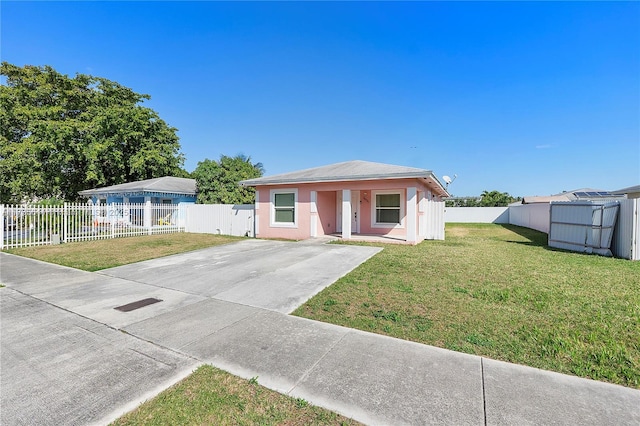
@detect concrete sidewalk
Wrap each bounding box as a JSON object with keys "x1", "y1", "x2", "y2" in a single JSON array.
[
  {"x1": 124, "y1": 298, "x2": 640, "y2": 426},
  {"x1": 1, "y1": 245, "x2": 639, "y2": 425},
  {"x1": 0, "y1": 287, "x2": 199, "y2": 426}
]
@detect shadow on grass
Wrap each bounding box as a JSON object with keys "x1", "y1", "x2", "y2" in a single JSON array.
[
  {"x1": 499, "y1": 224, "x2": 548, "y2": 247},
  {"x1": 499, "y1": 224, "x2": 612, "y2": 257}
]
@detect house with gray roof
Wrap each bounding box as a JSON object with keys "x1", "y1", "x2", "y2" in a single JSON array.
[
  {"x1": 78, "y1": 176, "x2": 196, "y2": 205},
  {"x1": 240, "y1": 160, "x2": 449, "y2": 244},
  {"x1": 612, "y1": 185, "x2": 640, "y2": 199}
]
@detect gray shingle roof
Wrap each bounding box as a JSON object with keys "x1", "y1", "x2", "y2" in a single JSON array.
[
  {"x1": 78, "y1": 176, "x2": 196, "y2": 196},
  {"x1": 240, "y1": 160, "x2": 449, "y2": 196}
]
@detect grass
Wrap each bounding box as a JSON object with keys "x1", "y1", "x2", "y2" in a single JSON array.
[
  {"x1": 111, "y1": 365, "x2": 360, "y2": 426},
  {"x1": 5, "y1": 233, "x2": 242, "y2": 271},
  {"x1": 293, "y1": 223, "x2": 640, "y2": 388}
]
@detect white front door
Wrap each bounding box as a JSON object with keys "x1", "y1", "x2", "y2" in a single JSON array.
[{"x1": 351, "y1": 190, "x2": 360, "y2": 234}]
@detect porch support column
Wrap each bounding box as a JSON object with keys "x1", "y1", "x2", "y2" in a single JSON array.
[
  {"x1": 406, "y1": 187, "x2": 417, "y2": 244},
  {"x1": 341, "y1": 189, "x2": 351, "y2": 239},
  {"x1": 310, "y1": 191, "x2": 318, "y2": 237}
]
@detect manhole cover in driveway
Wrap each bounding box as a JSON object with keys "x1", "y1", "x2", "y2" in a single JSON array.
[{"x1": 114, "y1": 298, "x2": 162, "y2": 312}]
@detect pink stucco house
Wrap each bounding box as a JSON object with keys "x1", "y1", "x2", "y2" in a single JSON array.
[{"x1": 239, "y1": 160, "x2": 450, "y2": 244}]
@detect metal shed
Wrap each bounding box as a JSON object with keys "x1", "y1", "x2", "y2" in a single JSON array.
[{"x1": 548, "y1": 201, "x2": 620, "y2": 256}]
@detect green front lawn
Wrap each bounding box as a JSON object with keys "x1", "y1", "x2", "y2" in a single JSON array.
[{"x1": 293, "y1": 224, "x2": 640, "y2": 388}]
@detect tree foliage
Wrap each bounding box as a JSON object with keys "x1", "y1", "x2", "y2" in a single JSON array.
[
  {"x1": 446, "y1": 191, "x2": 519, "y2": 207},
  {"x1": 193, "y1": 155, "x2": 264, "y2": 204},
  {"x1": 446, "y1": 197, "x2": 481, "y2": 207},
  {"x1": 0, "y1": 62, "x2": 185, "y2": 203},
  {"x1": 479, "y1": 190, "x2": 519, "y2": 207}
]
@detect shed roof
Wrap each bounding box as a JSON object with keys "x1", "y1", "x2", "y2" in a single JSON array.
[
  {"x1": 239, "y1": 160, "x2": 449, "y2": 196},
  {"x1": 78, "y1": 176, "x2": 196, "y2": 197}
]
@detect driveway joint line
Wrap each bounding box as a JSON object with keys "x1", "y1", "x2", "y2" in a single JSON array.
[
  {"x1": 4, "y1": 286, "x2": 123, "y2": 332},
  {"x1": 176, "y1": 308, "x2": 265, "y2": 351},
  {"x1": 121, "y1": 328, "x2": 202, "y2": 363},
  {"x1": 286, "y1": 328, "x2": 351, "y2": 395},
  {"x1": 481, "y1": 357, "x2": 487, "y2": 426},
  {"x1": 95, "y1": 272, "x2": 203, "y2": 298},
  {"x1": 128, "y1": 347, "x2": 184, "y2": 368}
]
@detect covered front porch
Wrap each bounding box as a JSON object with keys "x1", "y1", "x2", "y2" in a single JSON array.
[{"x1": 310, "y1": 187, "x2": 444, "y2": 245}]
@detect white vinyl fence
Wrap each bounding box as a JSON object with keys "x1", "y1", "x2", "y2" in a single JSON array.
[
  {"x1": 508, "y1": 203, "x2": 550, "y2": 233},
  {"x1": 423, "y1": 200, "x2": 445, "y2": 240},
  {"x1": 184, "y1": 204, "x2": 254, "y2": 237},
  {"x1": 1, "y1": 203, "x2": 185, "y2": 249},
  {"x1": 445, "y1": 207, "x2": 509, "y2": 224}
]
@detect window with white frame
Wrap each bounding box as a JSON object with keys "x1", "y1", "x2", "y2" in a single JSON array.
[
  {"x1": 372, "y1": 190, "x2": 404, "y2": 227},
  {"x1": 271, "y1": 189, "x2": 297, "y2": 227}
]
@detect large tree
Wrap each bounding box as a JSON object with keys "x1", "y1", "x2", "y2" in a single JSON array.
[
  {"x1": 0, "y1": 62, "x2": 185, "y2": 203},
  {"x1": 193, "y1": 155, "x2": 264, "y2": 204}
]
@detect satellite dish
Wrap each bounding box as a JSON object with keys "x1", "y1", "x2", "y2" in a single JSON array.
[{"x1": 442, "y1": 174, "x2": 457, "y2": 188}]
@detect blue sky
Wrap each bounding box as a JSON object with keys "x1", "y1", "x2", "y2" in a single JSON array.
[{"x1": 2, "y1": 1, "x2": 639, "y2": 197}]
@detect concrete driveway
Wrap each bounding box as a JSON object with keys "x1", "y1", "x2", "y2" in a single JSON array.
[
  {"x1": 0, "y1": 239, "x2": 381, "y2": 425},
  {"x1": 100, "y1": 238, "x2": 381, "y2": 314}
]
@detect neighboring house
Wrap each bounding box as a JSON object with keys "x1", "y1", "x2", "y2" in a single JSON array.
[
  {"x1": 612, "y1": 185, "x2": 640, "y2": 199},
  {"x1": 239, "y1": 160, "x2": 449, "y2": 244},
  {"x1": 516, "y1": 188, "x2": 626, "y2": 205},
  {"x1": 78, "y1": 176, "x2": 197, "y2": 205}
]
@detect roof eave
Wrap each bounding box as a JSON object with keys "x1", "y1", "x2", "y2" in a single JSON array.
[
  {"x1": 240, "y1": 172, "x2": 431, "y2": 186},
  {"x1": 240, "y1": 172, "x2": 450, "y2": 197},
  {"x1": 78, "y1": 189, "x2": 195, "y2": 196}
]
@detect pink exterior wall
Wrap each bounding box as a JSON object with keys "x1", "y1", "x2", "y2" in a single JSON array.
[
  {"x1": 316, "y1": 191, "x2": 336, "y2": 235},
  {"x1": 255, "y1": 178, "x2": 436, "y2": 241}
]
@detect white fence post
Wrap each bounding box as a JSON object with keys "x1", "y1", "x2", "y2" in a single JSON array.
[
  {"x1": 63, "y1": 202, "x2": 68, "y2": 243},
  {"x1": 0, "y1": 204, "x2": 4, "y2": 250},
  {"x1": 144, "y1": 200, "x2": 152, "y2": 235},
  {"x1": 109, "y1": 203, "x2": 114, "y2": 238}
]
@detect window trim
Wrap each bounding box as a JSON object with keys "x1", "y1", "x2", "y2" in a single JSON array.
[
  {"x1": 371, "y1": 190, "x2": 405, "y2": 229},
  {"x1": 270, "y1": 188, "x2": 298, "y2": 228}
]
